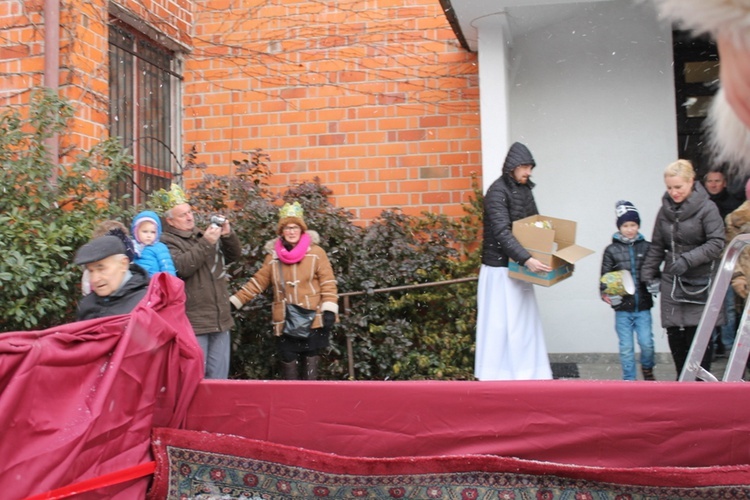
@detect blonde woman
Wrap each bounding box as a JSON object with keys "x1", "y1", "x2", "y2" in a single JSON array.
[{"x1": 641, "y1": 159, "x2": 725, "y2": 378}]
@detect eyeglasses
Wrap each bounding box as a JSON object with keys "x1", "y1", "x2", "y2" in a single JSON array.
[{"x1": 283, "y1": 225, "x2": 301, "y2": 232}]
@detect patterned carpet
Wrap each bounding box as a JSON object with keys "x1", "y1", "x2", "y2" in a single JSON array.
[{"x1": 148, "y1": 427, "x2": 750, "y2": 499}]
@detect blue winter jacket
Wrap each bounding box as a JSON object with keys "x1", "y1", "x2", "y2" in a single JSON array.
[{"x1": 131, "y1": 211, "x2": 177, "y2": 277}]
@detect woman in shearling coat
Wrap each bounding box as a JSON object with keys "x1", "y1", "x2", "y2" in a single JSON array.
[
  {"x1": 641, "y1": 159, "x2": 725, "y2": 378},
  {"x1": 230, "y1": 202, "x2": 339, "y2": 380}
]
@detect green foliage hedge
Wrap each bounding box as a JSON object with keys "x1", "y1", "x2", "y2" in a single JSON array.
[{"x1": 1, "y1": 91, "x2": 482, "y2": 381}]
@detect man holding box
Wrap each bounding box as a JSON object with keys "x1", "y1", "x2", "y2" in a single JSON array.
[{"x1": 475, "y1": 142, "x2": 553, "y2": 380}]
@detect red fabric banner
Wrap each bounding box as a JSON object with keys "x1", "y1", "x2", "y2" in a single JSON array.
[
  {"x1": 185, "y1": 378, "x2": 750, "y2": 469},
  {"x1": 0, "y1": 273, "x2": 204, "y2": 500}
]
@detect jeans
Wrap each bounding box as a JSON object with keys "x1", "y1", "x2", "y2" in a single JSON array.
[
  {"x1": 713, "y1": 287, "x2": 738, "y2": 349},
  {"x1": 196, "y1": 330, "x2": 231, "y2": 379},
  {"x1": 614, "y1": 310, "x2": 654, "y2": 380}
]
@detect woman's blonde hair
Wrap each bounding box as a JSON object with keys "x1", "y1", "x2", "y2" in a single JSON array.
[{"x1": 664, "y1": 159, "x2": 696, "y2": 181}]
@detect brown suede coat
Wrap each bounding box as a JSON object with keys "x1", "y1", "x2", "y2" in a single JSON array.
[
  {"x1": 725, "y1": 201, "x2": 750, "y2": 300},
  {"x1": 230, "y1": 231, "x2": 339, "y2": 336}
]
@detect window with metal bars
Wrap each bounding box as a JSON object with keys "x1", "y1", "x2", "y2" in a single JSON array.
[{"x1": 108, "y1": 22, "x2": 182, "y2": 207}]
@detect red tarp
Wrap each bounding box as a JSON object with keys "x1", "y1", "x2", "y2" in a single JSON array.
[
  {"x1": 6, "y1": 271, "x2": 750, "y2": 498},
  {"x1": 0, "y1": 273, "x2": 204, "y2": 500},
  {"x1": 185, "y1": 378, "x2": 750, "y2": 469}
]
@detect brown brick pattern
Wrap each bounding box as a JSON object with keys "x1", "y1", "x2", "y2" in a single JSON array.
[{"x1": 2, "y1": 0, "x2": 481, "y2": 222}]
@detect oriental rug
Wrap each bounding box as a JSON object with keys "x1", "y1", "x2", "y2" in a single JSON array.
[{"x1": 148, "y1": 427, "x2": 750, "y2": 499}]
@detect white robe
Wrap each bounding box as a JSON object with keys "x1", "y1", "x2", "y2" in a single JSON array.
[{"x1": 474, "y1": 265, "x2": 553, "y2": 380}]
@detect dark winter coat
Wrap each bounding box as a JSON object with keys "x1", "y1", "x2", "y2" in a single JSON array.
[
  {"x1": 161, "y1": 225, "x2": 242, "y2": 335},
  {"x1": 601, "y1": 233, "x2": 653, "y2": 312},
  {"x1": 481, "y1": 142, "x2": 538, "y2": 267},
  {"x1": 641, "y1": 183, "x2": 725, "y2": 328},
  {"x1": 709, "y1": 188, "x2": 743, "y2": 220},
  {"x1": 76, "y1": 263, "x2": 150, "y2": 321}
]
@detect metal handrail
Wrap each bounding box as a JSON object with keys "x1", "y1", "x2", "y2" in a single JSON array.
[{"x1": 338, "y1": 276, "x2": 478, "y2": 379}]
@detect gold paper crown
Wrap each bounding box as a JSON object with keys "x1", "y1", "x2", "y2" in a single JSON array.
[
  {"x1": 279, "y1": 201, "x2": 304, "y2": 220},
  {"x1": 149, "y1": 184, "x2": 189, "y2": 213}
]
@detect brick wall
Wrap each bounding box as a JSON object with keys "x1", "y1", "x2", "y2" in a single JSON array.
[
  {"x1": 0, "y1": 0, "x2": 192, "y2": 153},
  {"x1": 2, "y1": 0, "x2": 481, "y2": 223},
  {"x1": 185, "y1": 0, "x2": 481, "y2": 222}
]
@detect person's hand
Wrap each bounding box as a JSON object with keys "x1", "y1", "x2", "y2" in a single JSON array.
[
  {"x1": 203, "y1": 224, "x2": 222, "y2": 244},
  {"x1": 646, "y1": 281, "x2": 660, "y2": 295},
  {"x1": 524, "y1": 257, "x2": 552, "y2": 274},
  {"x1": 732, "y1": 275, "x2": 748, "y2": 301},
  {"x1": 668, "y1": 257, "x2": 689, "y2": 276},
  {"x1": 608, "y1": 295, "x2": 622, "y2": 307},
  {"x1": 220, "y1": 220, "x2": 231, "y2": 236}
]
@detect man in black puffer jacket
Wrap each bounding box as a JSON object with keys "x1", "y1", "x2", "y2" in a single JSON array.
[{"x1": 475, "y1": 142, "x2": 553, "y2": 381}]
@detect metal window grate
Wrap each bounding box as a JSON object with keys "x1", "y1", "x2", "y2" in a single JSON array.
[{"x1": 108, "y1": 23, "x2": 179, "y2": 206}]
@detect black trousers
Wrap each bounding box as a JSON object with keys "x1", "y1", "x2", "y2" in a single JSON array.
[{"x1": 666, "y1": 326, "x2": 713, "y2": 379}]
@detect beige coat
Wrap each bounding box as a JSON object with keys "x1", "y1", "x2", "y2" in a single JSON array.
[
  {"x1": 230, "y1": 231, "x2": 339, "y2": 335},
  {"x1": 726, "y1": 202, "x2": 750, "y2": 300}
]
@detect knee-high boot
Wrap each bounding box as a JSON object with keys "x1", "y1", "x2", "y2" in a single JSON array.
[
  {"x1": 280, "y1": 360, "x2": 299, "y2": 380},
  {"x1": 302, "y1": 355, "x2": 320, "y2": 380}
]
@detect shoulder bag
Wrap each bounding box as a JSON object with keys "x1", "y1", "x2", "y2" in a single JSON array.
[{"x1": 277, "y1": 262, "x2": 316, "y2": 339}]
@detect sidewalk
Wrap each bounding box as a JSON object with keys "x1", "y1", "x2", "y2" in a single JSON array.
[{"x1": 549, "y1": 352, "x2": 731, "y2": 381}]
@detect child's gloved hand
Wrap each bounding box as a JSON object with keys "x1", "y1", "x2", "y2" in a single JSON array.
[
  {"x1": 646, "y1": 281, "x2": 660, "y2": 295},
  {"x1": 609, "y1": 295, "x2": 623, "y2": 307}
]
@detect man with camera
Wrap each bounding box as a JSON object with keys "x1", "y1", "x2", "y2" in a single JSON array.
[{"x1": 160, "y1": 185, "x2": 241, "y2": 379}]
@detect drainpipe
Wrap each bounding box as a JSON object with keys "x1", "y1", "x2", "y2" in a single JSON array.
[{"x1": 44, "y1": 0, "x2": 60, "y2": 185}]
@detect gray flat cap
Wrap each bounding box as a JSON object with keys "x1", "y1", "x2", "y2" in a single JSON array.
[{"x1": 74, "y1": 235, "x2": 127, "y2": 265}]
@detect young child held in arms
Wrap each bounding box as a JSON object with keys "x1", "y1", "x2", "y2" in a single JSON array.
[
  {"x1": 600, "y1": 200, "x2": 656, "y2": 381},
  {"x1": 131, "y1": 210, "x2": 177, "y2": 277}
]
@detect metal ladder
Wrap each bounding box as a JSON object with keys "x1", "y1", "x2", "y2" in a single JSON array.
[{"x1": 680, "y1": 233, "x2": 750, "y2": 382}]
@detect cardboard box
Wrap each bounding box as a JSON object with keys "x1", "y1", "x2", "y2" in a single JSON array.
[{"x1": 508, "y1": 215, "x2": 594, "y2": 286}]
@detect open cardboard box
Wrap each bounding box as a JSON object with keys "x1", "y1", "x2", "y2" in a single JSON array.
[{"x1": 508, "y1": 215, "x2": 595, "y2": 286}]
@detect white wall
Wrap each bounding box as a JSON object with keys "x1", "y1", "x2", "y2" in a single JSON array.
[{"x1": 505, "y1": 1, "x2": 676, "y2": 353}]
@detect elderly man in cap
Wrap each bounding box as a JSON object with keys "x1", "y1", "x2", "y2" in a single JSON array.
[{"x1": 75, "y1": 235, "x2": 150, "y2": 321}]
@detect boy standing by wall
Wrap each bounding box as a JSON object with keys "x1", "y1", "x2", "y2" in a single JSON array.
[{"x1": 600, "y1": 201, "x2": 656, "y2": 381}]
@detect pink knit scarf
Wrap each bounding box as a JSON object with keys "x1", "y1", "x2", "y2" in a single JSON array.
[{"x1": 275, "y1": 233, "x2": 311, "y2": 264}]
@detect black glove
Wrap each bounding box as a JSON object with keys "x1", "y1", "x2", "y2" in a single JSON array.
[
  {"x1": 323, "y1": 311, "x2": 336, "y2": 333},
  {"x1": 668, "y1": 257, "x2": 689, "y2": 276}
]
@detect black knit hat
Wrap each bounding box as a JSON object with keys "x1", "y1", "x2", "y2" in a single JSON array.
[
  {"x1": 502, "y1": 142, "x2": 536, "y2": 174},
  {"x1": 615, "y1": 200, "x2": 640, "y2": 228}
]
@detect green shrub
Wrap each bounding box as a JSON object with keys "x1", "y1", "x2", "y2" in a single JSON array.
[
  {"x1": 186, "y1": 152, "x2": 482, "y2": 380},
  {"x1": 1, "y1": 92, "x2": 482, "y2": 381},
  {"x1": 0, "y1": 90, "x2": 133, "y2": 331}
]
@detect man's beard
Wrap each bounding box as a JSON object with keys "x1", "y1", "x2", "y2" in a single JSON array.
[{"x1": 708, "y1": 87, "x2": 750, "y2": 178}]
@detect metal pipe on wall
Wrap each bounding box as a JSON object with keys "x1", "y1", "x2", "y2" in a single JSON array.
[{"x1": 43, "y1": 0, "x2": 60, "y2": 182}]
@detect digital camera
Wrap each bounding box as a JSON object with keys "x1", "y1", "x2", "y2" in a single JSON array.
[{"x1": 210, "y1": 215, "x2": 227, "y2": 228}]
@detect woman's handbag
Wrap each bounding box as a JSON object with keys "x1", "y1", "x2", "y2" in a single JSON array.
[
  {"x1": 283, "y1": 303, "x2": 316, "y2": 339},
  {"x1": 669, "y1": 237, "x2": 715, "y2": 305},
  {"x1": 671, "y1": 273, "x2": 712, "y2": 304},
  {"x1": 278, "y1": 263, "x2": 316, "y2": 339},
  {"x1": 669, "y1": 259, "x2": 715, "y2": 305}
]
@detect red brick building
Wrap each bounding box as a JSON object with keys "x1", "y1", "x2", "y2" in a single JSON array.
[{"x1": 1, "y1": 0, "x2": 481, "y2": 222}]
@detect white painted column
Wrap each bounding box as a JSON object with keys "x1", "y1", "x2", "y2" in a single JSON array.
[{"x1": 476, "y1": 13, "x2": 511, "y2": 193}]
